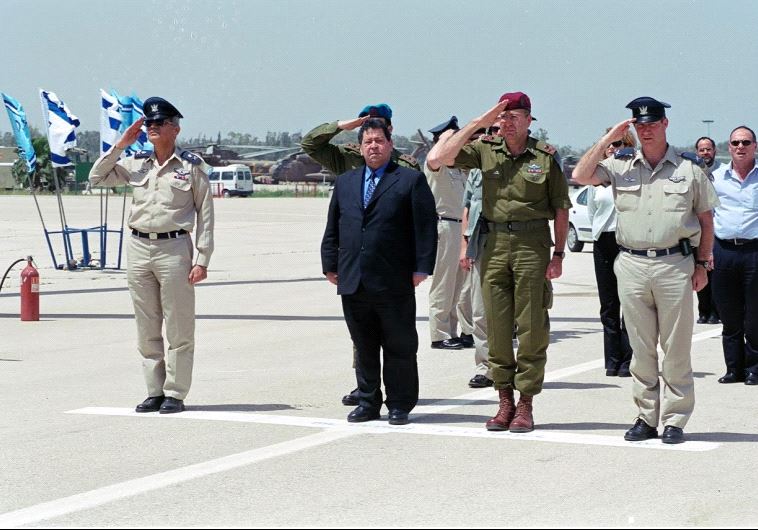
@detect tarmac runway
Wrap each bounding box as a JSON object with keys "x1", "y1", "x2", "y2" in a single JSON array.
[{"x1": 0, "y1": 195, "x2": 754, "y2": 527}]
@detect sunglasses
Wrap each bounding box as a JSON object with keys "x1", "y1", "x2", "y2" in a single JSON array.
[
  {"x1": 609, "y1": 140, "x2": 624, "y2": 148},
  {"x1": 730, "y1": 139, "x2": 753, "y2": 147},
  {"x1": 144, "y1": 118, "x2": 168, "y2": 127}
]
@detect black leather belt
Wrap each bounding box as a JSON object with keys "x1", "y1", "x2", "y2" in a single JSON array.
[
  {"x1": 717, "y1": 237, "x2": 758, "y2": 246},
  {"x1": 619, "y1": 244, "x2": 681, "y2": 257},
  {"x1": 490, "y1": 219, "x2": 548, "y2": 232},
  {"x1": 438, "y1": 216, "x2": 462, "y2": 223},
  {"x1": 131, "y1": 228, "x2": 188, "y2": 240}
]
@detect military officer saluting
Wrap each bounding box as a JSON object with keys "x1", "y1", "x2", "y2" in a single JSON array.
[
  {"x1": 573, "y1": 97, "x2": 719, "y2": 444},
  {"x1": 90, "y1": 97, "x2": 214, "y2": 414},
  {"x1": 430, "y1": 92, "x2": 571, "y2": 433}
]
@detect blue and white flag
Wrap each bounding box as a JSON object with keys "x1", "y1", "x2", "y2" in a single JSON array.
[
  {"x1": 111, "y1": 90, "x2": 151, "y2": 154},
  {"x1": 39, "y1": 89, "x2": 80, "y2": 167},
  {"x1": 1, "y1": 92, "x2": 37, "y2": 173},
  {"x1": 99, "y1": 89, "x2": 122, "y2": 155},
  {"x1": 129, "y1": 94, "x2": 151, "y2": 151}
]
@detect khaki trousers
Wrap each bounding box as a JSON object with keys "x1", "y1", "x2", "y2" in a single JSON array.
[
  {"x1": 470, "y1": 255, "x2": 491, "y2": 377},
  {"x1": 428, "y1": 220, "x2": 471, "y2": 341},
  {"x1": 127, "y1": 235, "x2": 195, "y2": 400},
  {"x1": 614, "y1": 252, "x2": 695, "y2": 428}
]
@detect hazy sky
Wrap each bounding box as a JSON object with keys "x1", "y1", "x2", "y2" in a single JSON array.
[{"x1": 2, "y1": 0, "x2": 756, "y2": 150}]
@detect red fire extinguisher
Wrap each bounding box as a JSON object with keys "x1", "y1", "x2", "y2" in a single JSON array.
[{"x1": 20, "y1": 256, "x2": 39, "y2": 322}]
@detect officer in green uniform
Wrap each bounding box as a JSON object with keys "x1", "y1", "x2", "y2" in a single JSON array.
[
  {"x1": 429, "y1": 92, "x2": 571, "y2": 433},
  {"x1": 90, "y1": 97, "x2": 214, "y2": 414},
  {"x1": 302, "y1": 103, "x2": 419, "y2": 406}
]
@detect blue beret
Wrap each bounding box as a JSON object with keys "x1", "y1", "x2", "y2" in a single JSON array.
[
  {"x1": 358, "y1": 103, "x2": 392, "y2": 121},
  {"x1": 429, "y1": 116, "x2": 459, "y2": 135},
  {"x1": 625, "y1": 97, "x2": 670, "y2": 123}
]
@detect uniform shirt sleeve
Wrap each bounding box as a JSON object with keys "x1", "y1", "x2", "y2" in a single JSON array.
[
  {"x1": 192, "y1": 164, "x2": 215, "y2": 268},
  {"x1": 89, "y1": 146, "x2": 131, "y2": 186},
  {"x1": 452, "y1": 142, "x2": 482, "y2": 173},
  {"x1": 691, "y1": 164, "x2": 721, "y2": 214},
  {"x1": 547, "y1": 157, "x2": 572, "y2": 210},
  {"x1": 300, "y1": 121, "x2": 352, "y2": 175}
]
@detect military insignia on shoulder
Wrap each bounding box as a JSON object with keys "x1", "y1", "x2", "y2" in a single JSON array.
[
  {"x1": 134, "y1": 150, "x2": 152, "y2": 159},
  {"x1": 481, "y1": 135, "x2": 502, "y2": 144},
  {"x1": 679, "y1": 151, "x2": 704, "y2": 166},
  {"x1": 536, "y1": 141, "x2": 557, "y2": 155},
  {"x1": 180, "y1": 150, "x2": 203, "y2": 165},
  {"x1": 614, "y1": 147, "x2": 635, "y2": 159}
]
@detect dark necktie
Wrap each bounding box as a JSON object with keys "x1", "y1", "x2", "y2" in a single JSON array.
[{"x1": 364, "y1": 171, "x2": 377, "y2": 208}]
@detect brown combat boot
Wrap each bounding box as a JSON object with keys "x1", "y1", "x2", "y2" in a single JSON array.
[
  {"x1": 485, "y1": 388, "x2": 516, "y2": 431},
  {"x1": 509, "y1": 394, "x2": 534, "y2": 433}
]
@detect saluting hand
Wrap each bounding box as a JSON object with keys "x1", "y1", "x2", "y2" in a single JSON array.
[
  {"x1": 475, "y1": 99, "x2": 510, "y2": 129},
  {"x1": 115, "y1": 118, "x2": 145, "y2": 149},
  {"x1": 337, "y1": 116, "x2": 369, "y2": 131},
  {"x1": 603, "y1": 118, "x2": 635, "y2": 145}
]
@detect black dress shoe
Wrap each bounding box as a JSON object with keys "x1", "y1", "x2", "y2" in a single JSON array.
[
  {"x1": 745, "y1": 373, "x2": 758, "y2": 386},
  {"x1": 135, "y1": 395, "x2": 164, "y2": 413},
  {"x1": 662, "y1": 425, "x2": 685, "y2": 444},
  {"x1": 342, "y1": 388, "x2": 360, "y2": 406},
  {"x1": 431, "y1": 339, "x2": 463, "y2": 350},
  {"x1": 159, "y1": 397, "x2": 185, "y2": 414},
  {"x1": 696, "y1": 315, "x2": 708, "y2": 324},
  {"x1": 718, "y1": 372, "x2": 743, "y2": 384},
  {"x1": 459, "y1": 333, "x2": 475, "y2": 348},
  {"x1": 707, "y1": 315, "x2": 721, "y2": 325},
  {"x1": 605, "y1": 369, "x2": 618, "y2": 377},
  {"x1": 617, "y1": 369, "x2": 632, "y2": 378},
  {"x1": 624, "y1": 419, "x2": 658, "y2": 441},
  {"x1": 388, "y1": 409, "x2": 410, "y2": 425},
  {"x1": 347, "y1": 406, "x2": 380, "y2": 423},
  {"x1": 468, "y1": 374, "x2": 494, "y2": 388}
]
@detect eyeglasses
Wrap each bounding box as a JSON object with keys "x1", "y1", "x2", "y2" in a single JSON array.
[
  {"x1": 609, "y1": 141, "x2": 624, "y2": 148},
  {"x1": 730, "y1": 139, "x2": 753, "y2": 147},
  {"x1": 145, "y1": 118, "x2": 168, "y2": 127}
]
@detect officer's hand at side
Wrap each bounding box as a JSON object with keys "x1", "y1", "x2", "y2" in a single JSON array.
[
  {"x1": 413, "y1": 273, "x2": 428, "y2": 287},
  {"x1": 337, "y1": 116, "x2": 369, "y2": 131},
  {"x1": 115, "y1": 118, "x2": 145, "y2": 149},
  {"x1": 326, "y1": 272, "x2": 338, "y2": 285},
  {"x1": 692, "y1": 266, "x2": 708, "y2": 292},
  {"x1": 188, "y1": 265, "x2": 207, "y2": 285},
  {"x1": 545, "y1": 257, "x2": 562, "y2": 280}
]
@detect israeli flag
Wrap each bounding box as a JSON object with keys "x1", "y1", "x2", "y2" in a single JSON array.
[
  {"x1": 39, "y1": 89, "x2": 80, "y2": 167},
  {"x1": 129, "y1": 94, "x2": 152, "y2": 152},
  {"x1": 1, "y1": 92, "x2": 37, "y2": 173},
  {"x1": 99, "y1": 89, "x2": 122, "y2": 155}
]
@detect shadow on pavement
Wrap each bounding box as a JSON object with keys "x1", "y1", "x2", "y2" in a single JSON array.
[
  {"x1": 686, "y1": 431, "x2": 758, "y2": 443},
  {"x1": 538, "y1": 421, "x2": 630, "y2": 430},
  {"x1": 188, "y1": 403, "x2": 299, "y2": 412},
  {"x1": 417, "y1": 398, "x2": 496, "y2": 406},
  {"x1": 412, "y1": 413, "x2": 493, "y2": 424},
  {"x1": 543, "y1": 381, "x2": 620, "y2": 390}
]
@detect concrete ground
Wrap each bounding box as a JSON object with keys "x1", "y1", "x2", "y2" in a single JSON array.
[{"x1": 0, "y1": 194, "x2": 754, "y2": 528}]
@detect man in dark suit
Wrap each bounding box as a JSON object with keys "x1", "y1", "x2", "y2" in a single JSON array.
[{"x1": 321, "y1": 118, "x2": 437, "y2": 425}]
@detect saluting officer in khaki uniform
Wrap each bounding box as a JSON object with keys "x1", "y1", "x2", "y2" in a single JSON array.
[
  {"x1": 424, "y1": 116, "x2": 475, "y2": 351},
  {"x1": 430, "y1": 92, "x2": 571, "y2": 433},
  {"x1": 573, "y1": 97, "x2": 719, "y2": 444},
  {"x1": 90, "y1": 97, "x2": 214, "y2": 414},
  {"x1": 302, "y1": 103, "x2": 419, "y2": 407}
]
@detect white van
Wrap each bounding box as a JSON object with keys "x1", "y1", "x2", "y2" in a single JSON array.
[{"x1": 209, "y1": 164, "x2": 254, "y2": 197}]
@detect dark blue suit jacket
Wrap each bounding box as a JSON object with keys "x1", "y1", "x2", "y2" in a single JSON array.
[{"x1": 321, "y1": 161, "x2": 437, "y2": 296}]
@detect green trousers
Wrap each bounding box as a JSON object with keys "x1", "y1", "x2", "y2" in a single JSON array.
[{"x1": 481, "y1": 227, "x2": 552, "y2": 396}]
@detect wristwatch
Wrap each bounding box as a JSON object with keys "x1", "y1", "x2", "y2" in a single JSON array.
[
  {"x1": 553, "y1": 251, "x2": 565, "y2": 259},
  {"x1": 695, "y1": 260, "x2": 711, "y2": 270}
]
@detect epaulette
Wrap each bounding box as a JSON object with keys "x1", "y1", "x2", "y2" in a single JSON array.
[
  {"x1": 480, "y1": 134, "x2": 503, "y2": 144},
  {"x1": 535, "y1": 141, "x2": 557, "y2": 155},
  {"x1": 680, "y1": 151, "x2": 704, "y2": 166},
  {"x1": 181, "y1": 150, "x2": 203, "y2": 165},
  {"x1": 134, "y1": 150, "x2": 152, "y2": 159},
  {"x1": 399, "y1": 153, "x2": 417, "y2": 165},
  {"x1": 614, "y1": 147, "x2": 635, "y2": 159}
]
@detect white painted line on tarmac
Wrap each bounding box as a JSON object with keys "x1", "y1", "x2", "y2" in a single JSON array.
[
  {"x1": 0, "y1": 429, "x2": 354, "y2": 529},
  {"x1": 67, "y1": 406, "x2": 719, "y2": 453}
]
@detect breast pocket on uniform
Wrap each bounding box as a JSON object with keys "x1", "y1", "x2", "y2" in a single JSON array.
[
  {"x1": 129, "y1": 174, "x2": 149, "y2": 202},
  {"x1": 169, "y1": 178, "x2": 192, "y2": 192},
  {"x1": 614, "y1": 183, "x2": 641, "y2": 212},
  {"x1": 662, "y1": 181, "x2": 690, "y2": 212}
]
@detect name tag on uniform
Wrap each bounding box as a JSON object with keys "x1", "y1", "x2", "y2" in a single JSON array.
[
  {"x1": 174, "y1": 168, "x2": 190, "y2": 181},
  {"x1": 527, "y1": 164, "x2": 543, "y2": 174}
]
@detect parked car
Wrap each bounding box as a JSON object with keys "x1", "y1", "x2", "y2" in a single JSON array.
[
  {"x1": 209, "y1": 164, "x2": 254, "y2": 197},
  {"x1": 568, "y1": 185, "x2": 593, "y2": 252}
]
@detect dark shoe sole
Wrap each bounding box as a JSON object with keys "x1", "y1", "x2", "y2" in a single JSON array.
[
  {"x1": 159, "y1": 406, "x2": 185, "y2": 414},
  {"x1": 485, "y1": 421, "x2": 510, "y2": 431},
  {"x1": 662, "y1": 436, "x2": 685, "y2": 444},
  {"x1": 341, "y1": 396, "x2": 360, "y2": 406},
  {"x1": 624, "y1": 432, "x2": 658, "y2": 441},
  {"x1": 135, "y1": 406, "x2": 161, "y2": 413},
  {"x1": 388, "y1": 417, "x2": 409, "y2": 425},
  {"x1": 347, "y1": 414, "x2": 380, "y2": 423},
  {"x1": 509, "y1": 425, "x2": 534, "y2": 433}
]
